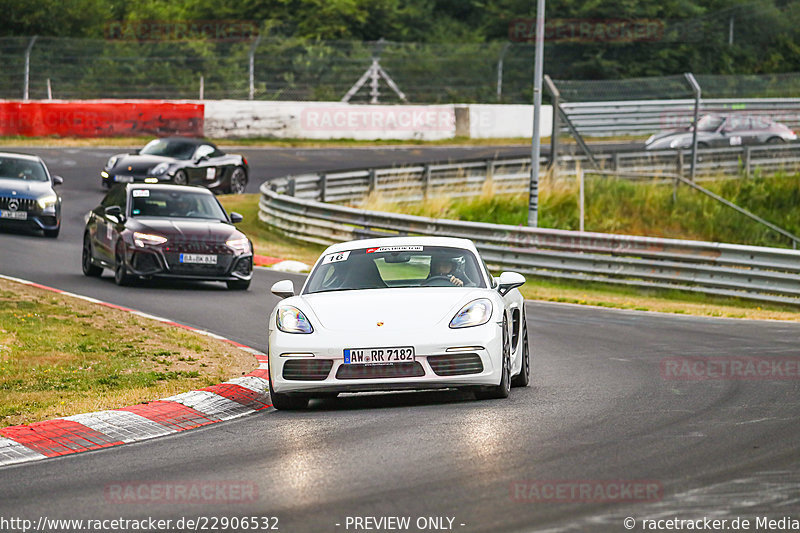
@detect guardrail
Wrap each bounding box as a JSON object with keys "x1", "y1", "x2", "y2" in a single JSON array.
[
  {"x1": 259, "y1": 172, "x2": 800, "y2": 306},
  {"x1": 278, "y1": 143, "x2": 800, "y2": 205},
  {"x1": 560, "y1": 98, "x2": 800, "y2": 137}
]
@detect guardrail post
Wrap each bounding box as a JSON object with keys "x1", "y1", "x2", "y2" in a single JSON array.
[
  {"x1": 744, "y1": 146, "x2": 752, "y2": 178},
  {"x1": 613, "y1": 152, "x2": 621, "y2": 172},
  {"x1": 422, "y1": 164, "x2": 431, "y2": 199},
  {"x1": 485, "y1": 159, "x2": 494, "y2": 183},
  {"x1": 287, "y1": 177, "x2": 296, "y2": 197},
  {"x1": 677, "y1": 150, "x2": 684, "y2": 177},
  {"x1": 319, "y1": 174, "x2": 327, "y2": 203},
  {"x1": 368, "y1": 168, "x2": 377, "y2": 193}
]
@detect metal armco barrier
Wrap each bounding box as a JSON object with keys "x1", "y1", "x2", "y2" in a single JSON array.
[
  {"x1": 259, "y1": 171, "x2": 800, "y2": 305},
  {"x1": 560, "y1": 98, "x2": 800, "y2": 137}
]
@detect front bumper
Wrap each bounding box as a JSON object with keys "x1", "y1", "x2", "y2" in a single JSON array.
[
  {"x1": 120, "y1": 243, "x2": 253, "y2": 282},
  {"x1": 268, "y1": 323, "x2": 504, "y2": 395}
]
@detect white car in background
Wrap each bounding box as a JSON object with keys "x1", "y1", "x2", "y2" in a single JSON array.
[{"x1": 267, "y1": 237, "x2": 530, "y2": 410}]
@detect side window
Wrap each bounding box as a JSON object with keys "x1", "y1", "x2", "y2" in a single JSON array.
[
  {"x1": 194, "y1": 145, "x2": 215, "y2": 161},
  {"x1": 101, "y1": 186, "x2": 125, "y2": 208}
]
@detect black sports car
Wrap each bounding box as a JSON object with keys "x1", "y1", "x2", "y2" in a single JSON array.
[
  {"x1": 101, "y1": 138, "x2": 248, "y2": 194},
  {"x1": 82, "y1": 183, "x2": 253, "y2": 290},
  {"x1": 0, "y1": 151, "x2": 63, "y2": 238}
]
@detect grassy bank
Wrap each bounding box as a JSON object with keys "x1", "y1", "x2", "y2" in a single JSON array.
[
  {"x1": 373, "y1": 173, "x2": 800, "y2": 249},
  {"x1": 0, "y1": 279, "x2": 256, "y2": 427}
]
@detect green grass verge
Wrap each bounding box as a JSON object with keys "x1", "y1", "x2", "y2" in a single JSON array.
[{"x1": 0, "y1": 280, "x2": 255, "y2": 427}]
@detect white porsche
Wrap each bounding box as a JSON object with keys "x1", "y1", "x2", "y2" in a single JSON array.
[{"x1": 267, "y1": 237, "x2": 530, "y2": 410}]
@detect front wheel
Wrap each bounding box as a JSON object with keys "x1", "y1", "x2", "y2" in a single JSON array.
[
  {"x1": 228, "y1": 167, "x2": 247, "y2": 194},
  {"x1": 268, "y1": 372, "x2": 308, "y2": 410},
  {"x1": 475, "y1": 316, "x2": 511, "y2": 400},
  {"x1": 114, "y1": 243, "x2": 133, "y2": 286},
  {"x1": 82, "y1": 234, "x2": 103, "y2": 277},
  {"x1": 511, "y1": 321, "x2": 530, "y2": 388},
  {"x1": 226, "y1": 279, "x2": 251, "y2": 291},
  {"x1": 173, "y1": 170, "x2": 188, "y2": 186}
]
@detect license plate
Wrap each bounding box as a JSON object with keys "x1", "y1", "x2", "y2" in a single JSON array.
[
  {"x1": 115, "y1": 175, "x2": 134, "y2": 183},
  {"x1": 344, "y1": 346, "x2": 415, "y2": 365},
  {"x1": 0, "y1": 210, "x2": 27, "y2": 220},
  {"x1": 180, "y1": 253, "x2": 217, "y2": 264}
]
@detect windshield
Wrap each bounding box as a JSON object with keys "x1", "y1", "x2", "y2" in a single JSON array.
[
  {"x1": 694, "y1": 115, "x2": 724, "y2": 132},
  {"x1": 304, "y1": 246, "x2": 486, "y2": 294},
  {"x1": 129, "y1": 189, "x2": 228, "y2": 220},
  {"x1": 140, "y1": 139, "x2": 197, "y2": 160},
  {"x1": 0, "y1": 157, "x2": 48, "y2": 182}
]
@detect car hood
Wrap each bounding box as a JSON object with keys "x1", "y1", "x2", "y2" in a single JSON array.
[
  {"x1": 0, "y1": 178, "x2": 54, "y2": 199},
  {"x1": 646, "y1": 130, "x2": 712, "y2": 148},
  {"x1": 129, "y1": 218, "x2": 241, "y2": 241},
  {"x1": 112, "y1": 155, "x2": 176, "y2": 175},
  {"x1": 297, "y1": 288, "x2": 487, "y2": 332}
]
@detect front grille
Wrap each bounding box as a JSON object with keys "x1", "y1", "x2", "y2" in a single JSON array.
[
  {"x1": 282, "y1": 359, "x2": 333, "y2": 381},
  {"x1": 428, "y1": 354, "x2": 484, "y2": 376},
  {"x1": 165, "y1": 241, "x2": 231, "y2": 254},
  {"x1": 164, "y1": 253, "x2": 233, "y2": 276},
  {"x1": 336, "y1": 362, "x2": 425, "y2": 380},
  {"x1": 0, "y1": 196, "x2": 36, "y2": 211},
  {"x1": 232, "y1": 257, "x2": 252, "y2": 276}
]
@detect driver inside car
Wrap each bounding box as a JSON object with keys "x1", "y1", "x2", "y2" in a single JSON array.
[{"x1": 428, "y1": 256, "x2": 466, "y2": 287}]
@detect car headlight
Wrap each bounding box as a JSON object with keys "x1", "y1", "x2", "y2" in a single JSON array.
[
  {"x1": 669, "y1": 138, "x2": 687, "y2": 149},
  {"x1": 449, "y1": 298, "x2": 493, "y2": 329},
  {"x1": 645, "y1": 134, "x2": 655, "y2": 145},
  {"x1": 151, "y1": 162, "x2": 170, "y2": 176},
  {"x1": 226, "y1": 237, "x2": 251, "y2": 254},
  {"x1": 37, "y1": 195, "x2": 57, "y2": 209},
  {"x1": 133, "y1": 232, "x2": 167, "y2": 247},
  {"x1": 105, "y1": 156, "x2": 119, "y2": 170},
  {"x1": 277, "y1": 306, "x2": 314, "y2": 334}
]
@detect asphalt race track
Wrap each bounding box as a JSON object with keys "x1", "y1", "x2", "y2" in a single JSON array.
[{"x1": 1, "y1": 145, "x2": 799, "y2": 532}]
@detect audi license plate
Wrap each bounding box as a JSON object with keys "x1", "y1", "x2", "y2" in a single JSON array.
[
  {"x1": 115, "y1": 175, "x2": 134, "y2": 183},
  {"x1": 344, "y1": 346, "x2": 415, "y2": 365},
  {"x1": 180, "y1": 253, "x2": 217, "y2": 265},
  {"x1": 0, "y1": 210, "x2": 27, "y2": 220}
]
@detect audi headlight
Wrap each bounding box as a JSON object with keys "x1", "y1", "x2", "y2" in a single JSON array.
[
  {"x1": 449, "y1": 298, "x2": 493, "y2": 329},
  {"x1": 37, "y1": 195, "x2": 57, "y2": 209},
  {"x1": 133, "y1": 232, "x2": 167, "y2": 247},
  {"x1": 226, "y1": 237, "x2": 251, "y2": 254},
  {"x1": 277, "y1": 306, "x2": 313, "y2": 334},
  {"x1": 105, "y1": 156, "x2": 119, "y2": 170},
  {"x1": 151, "y1": 162, "x2": 169, "y2": 176}
]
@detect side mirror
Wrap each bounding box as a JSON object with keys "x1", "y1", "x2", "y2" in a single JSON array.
[
  {"x1": 131, "y1": 149, "x2": 140, "y2": 155},
  {"x1": 229, "y1": 211, "x2": 244, "y2": 224},
  {"x1": 194, "y1": 154, "x2": 209, "y2": 164},
  {"x1": 497, "y1": 271, "x2": 525, "y2": 296},
  {"x1": 104, "y1": 205, "x2": 125, "y2": 222},
  {"x1": 271, "y1": 280, "x2": 295, "y2": 299},
  {"x1": 52, "y1": 176, "x2": 64, "y2": 186}
]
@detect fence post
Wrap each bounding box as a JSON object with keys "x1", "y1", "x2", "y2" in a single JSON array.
[
  {"x1": 248, "y1": 34, "x2": 262, "y2": 101},
  {"x1": 422, "y1": 164, "x2": 431, "y2": 199},
  {"x1": 319, "y1": 174, "x2": 327, "y2": 203},
  {"x1": 744, "y1": 146, "x2": 751, "y2": 178},
  {"x1": 23, "y1": 36, "x2": 37, "y2": 101},
  {"x1": 578, "y1": 167, "x2": 585, "y2": 232},
  {"x1": 368, "y1": 168, "x2": 377, "y2": 193},
  {"x1": 199, "y1": 75, "x2": 204, "y2": 100}
]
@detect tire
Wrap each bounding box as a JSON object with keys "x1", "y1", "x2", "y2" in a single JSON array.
[
  {"x1": 475, "y1": 316, "x2": 511, "y2": 400},
  {"x1": 82, "y1": 234, "x2": 103, "y2": 277},
  {"x1": 268, "y1": 371, "x2": 308, "y2": 410},
  {"x1": 173, "y1": 170, "x2": 188, "y2": 186},
  {"x1": 114, "y1": 242, "x2": 133, "y2": 286},
  {"x1": 43, "y1": 226, "x2": 60, "y2": 238},
  {"x1": 226, "y1": 278, "x2": 251, "y2": 291},
  {"x1": 228, "y1": 167, "x2": 247, "y2": 194},
  {"x1": 767, "y1": 137, "x2": 785, "y2": 144},
  {"x1": 511, "y1": 321, "x2": 530, "y2": 388},
  {"x1": 697, "y1": 142, "x2": 709, "y2": 149}
]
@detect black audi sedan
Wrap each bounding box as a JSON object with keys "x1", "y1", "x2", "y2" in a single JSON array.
[
  {"x1": 100, "y1": 138, "x2": 248, "y2": 194},
  {"x1": 82, "y1": 184, "x2": 253, "y2": 290},
  {"x1": 0, "y1": 151, "x2": 63, "y2": 238}
]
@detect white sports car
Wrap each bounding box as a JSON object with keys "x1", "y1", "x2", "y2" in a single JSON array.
[{"x1": 267, "y1": 237, "x2": 530, "y2": 410}]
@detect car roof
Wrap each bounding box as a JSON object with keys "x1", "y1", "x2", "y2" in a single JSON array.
[
  {"x1": 150, "y1": 137, "x2": 216, "y2": 147},
  {"x1": 125, "y1": 183, "x2": 213, "y2": 195},
  {"x1": 0, "y1": 151, "x2": 45, "y2": 163},
  {"x1": 322, "y1": 236, "x2": 479, "y2": 255}
]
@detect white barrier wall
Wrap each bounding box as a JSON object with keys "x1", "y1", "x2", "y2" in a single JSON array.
[{"x1": 203, "y1": 101, "x2": 552, "y2": 140}]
